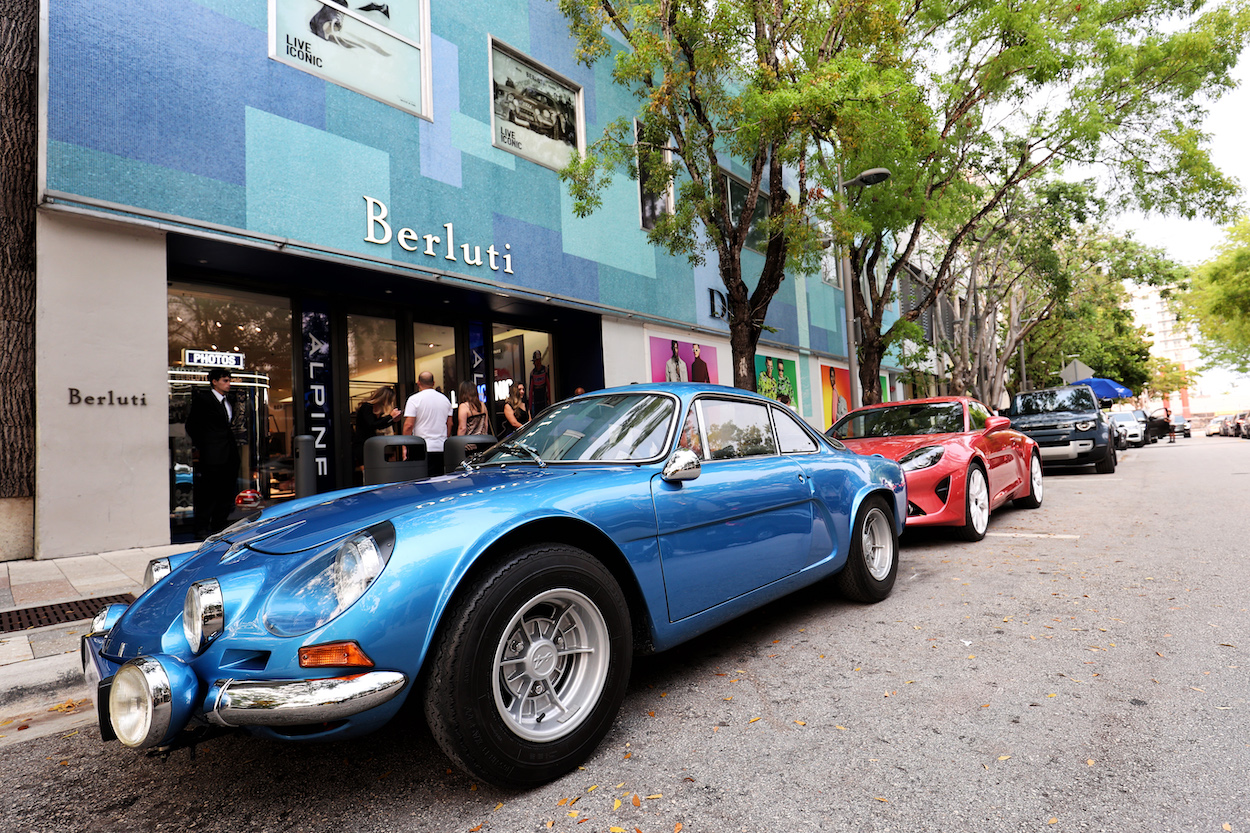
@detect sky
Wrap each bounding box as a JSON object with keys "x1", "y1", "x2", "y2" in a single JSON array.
[{"x1": 1113, "y1": 61, "x2": 1250, "y2": 267}]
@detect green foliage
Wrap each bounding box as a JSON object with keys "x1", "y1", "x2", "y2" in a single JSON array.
[
  {"x1": 1179, "y1": 218, "x2": 1250, "y2": 373},
  {"x1": 1146, "y1": 355, "x2": 1198, "y2": 400}
]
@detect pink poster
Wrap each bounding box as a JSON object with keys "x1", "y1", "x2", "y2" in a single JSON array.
[{"x1": 649, "y1": 337, "x2": 718, "y2": 384}]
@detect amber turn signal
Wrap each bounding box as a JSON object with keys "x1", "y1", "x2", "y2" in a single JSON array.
[{"x1": 298, "y1": 641, "x2": 375, "y2": 668}]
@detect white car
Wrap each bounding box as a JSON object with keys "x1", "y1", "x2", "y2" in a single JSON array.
[{"x1": 1109, "y1": 412, "x2": 1145, "y2": 447}]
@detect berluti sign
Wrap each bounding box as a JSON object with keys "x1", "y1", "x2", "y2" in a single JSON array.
[
  {"x1": 68, "y1": 389, "x2": 149, "y2": 407},
  {"x1": 362, "y1": 196, "x2": 516, "y2": 273}
]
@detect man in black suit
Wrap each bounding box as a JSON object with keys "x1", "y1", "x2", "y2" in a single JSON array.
[{"x1": 186, "y1": 368, "x2": 241, "y2": 537}]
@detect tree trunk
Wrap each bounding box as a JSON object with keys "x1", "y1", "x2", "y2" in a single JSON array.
[{"x1": 0, "y1": 0, "x2": 38, "y2": 499}]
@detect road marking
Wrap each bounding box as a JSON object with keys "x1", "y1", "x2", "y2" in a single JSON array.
[{"x1": 986, "y1": 532, "x2": 1080, "y2": 540}]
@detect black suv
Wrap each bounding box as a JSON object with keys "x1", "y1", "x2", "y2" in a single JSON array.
[{"x1": 1005, "y1": 385, "x2": 1117, "y2": 474}]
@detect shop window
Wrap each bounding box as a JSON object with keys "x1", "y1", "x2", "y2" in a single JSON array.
[
  {"x1": 490, "y1": 38, "x2": 583, "y2": 171},
  {"x1": 168, "y1": 285, "x2": 293, "y2": 542},
  {"x1": 492, "y1": 325, "x2": 554, "y2": 434},
  {"x1": 412, "y1": 321, "x2": 458, "y2": 399},
  {"x1": 270, "y1": 0, "x2": 432, "y2": 119}
]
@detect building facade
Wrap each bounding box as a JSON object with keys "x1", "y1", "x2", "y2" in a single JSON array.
[{"x1": 11, "y1": 0, "x2": 899, "y2": 560}]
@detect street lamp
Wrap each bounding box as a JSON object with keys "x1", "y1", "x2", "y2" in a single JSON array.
[{"x1": 839, "y1": 167, "x2": 891, "y2": 410}]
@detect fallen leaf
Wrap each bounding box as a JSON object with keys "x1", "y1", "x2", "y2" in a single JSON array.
[
  {"x1": 723, "y1": 697, "x2": 732, "y2": 701},
  {"x1": 568, "y1": 811, "x2": 579, "y2": 818},
  {"x1": 469, "y1": 825, "x2": 482, "y2": 832},
  {"x1": 1048, "y1": 819, "x2": 1058, "y2": 825},
  {"x1": 676, "y1": 824, "x2": 684, "y2": 832},
  {"x1": 558, "y1": 799, "x2": 569, "y2": 807},
  {"x1": 614, "y1": 799, "x2": 622, "y2": 810},
  {"x1": 588, "y1": 785, "x2": 598, "y2": 792},
  {"x1": 647, "y1": 794, "x2": 662, "y2": 799},
  {"x1": 998, "y1": 755, "x2": 1011, "y2": 761},
  {"x1": 611, "y1": 828, "x2": 627, "y2": 833},
  {"x1": 1191, "y1": 687, "x2": 1205, "y2": 693},
  {"x1": 1047, "y1": 693, "x2": 1057, "y2": 698},
  {"x1": 1157, "y1": 652, "x2": 1165, "y2": 658},
  {"x1": 632, "y1": 794, "x2": 641, "y2": 808},
  {"x1": 494, "y1": 803, "x2": 503, "y2": 811},
  {"x1": 660, "y1": 692, "x2": 667, "y2": 697},
  {"x1": 1223, "y1": 824, "x2": 1232, "y2": 831},
  {"x1": 623, "y1": 752, "x2": 631, "y2": 760},
  {"x1": 470, "y1": 784, "x2": 478, "y2": 791},
  {"x1": 874, "y1": 797, "x2": 888, "y2": 803},
  {"x1": 1087, "y1": 760, "x2": 1095, "y2": 766},
  {"x1": 794, "y1": 720, "x2": 806, "y2": 726},
  {"x1": 616, "y1": 783, "x2": 625, "y2": 789},
  {"x1": 546, "y1": 822, "x2": 554, "y2": 830},
  {"x1": 748, "y1": 717, "x2": 761, "y2": 724},
  {"x1": 835, "y1": 725, "x2": 847, "y2": 731},
  {"x1": 648, "y1": 711, "x2": 655, "y2": 717}
]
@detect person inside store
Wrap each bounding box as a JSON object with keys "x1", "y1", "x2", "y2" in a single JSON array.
[
  {"x1": 503, "y1": 381, "x2": 530, "y2": 437},
  {"x1": 185, "y1": 367, "x2": 241, "y2": 538},
  {"x1": 529, "y1": 350, "x2": 552, "y2": 414},
  {"x1": 403, "y1": 371, "x2": 454, "y2": 477},
  {"x1": 352, "y1": 385, "x2": 402, "y2": 484},
  {"x1": 456, "y1": 381, "x2": 492, "y2": 446}
]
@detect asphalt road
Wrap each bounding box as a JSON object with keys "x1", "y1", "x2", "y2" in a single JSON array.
[{"x1": 2, "y1": 436, "x2": 1247, "y2": 833}]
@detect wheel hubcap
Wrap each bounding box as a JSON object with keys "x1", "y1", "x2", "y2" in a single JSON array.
[
  {"x1": 862, "y1": 507, "x2": 894, "y2": 581},
  {"x1": 969, "y1": 470, "x2": 989, "y2": 533},
  {"x1": 1031, "y1": 457, "x2": 1043, "y2": 501},
  {"x1": 493, "y1": 588, "x2": 609, "y2": 742}
]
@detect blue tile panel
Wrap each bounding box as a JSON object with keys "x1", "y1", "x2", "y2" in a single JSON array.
[{"x1": 44, "y1": 0, "x2": 861, "y2": 356}]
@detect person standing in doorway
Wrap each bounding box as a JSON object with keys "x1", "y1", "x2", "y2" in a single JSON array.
[
  {"x1": 690, "y1": 343, "x2": 710, "y2": 383},
  {"x1": 185, "y1": 367, "x2": 241, "y2": 537},
  {"x1": 403, "y1": 371, "x2": 454, "y2": 477},
  {"x1": 529, "y1": 350, "x2": 552, "y2": 415}
]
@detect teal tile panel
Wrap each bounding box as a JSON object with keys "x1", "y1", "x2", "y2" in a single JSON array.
[
  {"x1": 245, "y1": 107, "x2": 391, "y2": 255},
  {"x1": 451, "y1": 112, "x2": 517, "y2": 169},
  {"x1": 599, "y1": 257, "x2": 697, "y2": 324},
  {"x1": 560, "y1": 171, "x2": 657, "y2": 279},
  {"x1": 47, "y1": 140, "x2": 245, "y2": 228},
  {"x1": 190, "y1": 0, "x2": 266, "y2": 29},
  {"x1": 325, "y1": 83, "x2": 422, "y2": 158}
]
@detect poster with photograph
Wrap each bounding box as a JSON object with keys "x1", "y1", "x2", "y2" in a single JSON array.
[
  {"x1": 271, "y1": 0, "x2": 428, "y2": 117},
  {"x1": 821, "y1": 364, "x2": 852, "y2": 429},
  {"x1": 491, "y1": 43, "x2": 581, "y2": 170},
  {"x1": 880, "y1": 374, "x2": 891, "y2": 403},
  {"x1": 753, "y1": 355, "x2": 798, "y2": 404},
  {"x1": 649, "y1": 338, "x2": 717, "y2": 384}
]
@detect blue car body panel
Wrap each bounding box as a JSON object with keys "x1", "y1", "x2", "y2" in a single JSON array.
[{"x1": 91, "y1": 384, "x2": 905, "y2": 743}]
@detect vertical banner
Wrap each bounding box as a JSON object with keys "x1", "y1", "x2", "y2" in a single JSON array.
[
  {"x1": 753, "y1": 354, "x2": 797, "y2": 403},
  {"x1": 469, "y1": 321, "x2": 487, "y2": 405},
  {"x1": 301, "y1": 304, "x2": 335, "y2": 493},
  {"x1": 649, "y1": 337, "x2": 718, "y2": 384},
  {"x1": 821, "y1": 364, "x2": 852, "y2": 429}
]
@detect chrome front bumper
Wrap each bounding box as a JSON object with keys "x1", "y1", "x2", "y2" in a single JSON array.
[
  {"x1": 205, "y1": 671, "x2": 408, "y2": 728},
  {"x1": 1039, "y1": 439, "x2": 1094, "y2": 460}
]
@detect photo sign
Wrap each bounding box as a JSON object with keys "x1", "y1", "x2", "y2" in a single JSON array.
[
  {"x1": 753, "y1": 355, "x2": 798, "y2": 404},
  {"x1": 649, "y1": 337, "x2": 718, "y2": 384},
  {"x1": 491, "y1": 42, "x2": 581, "y2": 171},
  {"x1": 271, "y1": 0, "x2": 428, "y2": 118},
  {"x1": 821, "y1": 364, "x2": 852, "y2": 430}
]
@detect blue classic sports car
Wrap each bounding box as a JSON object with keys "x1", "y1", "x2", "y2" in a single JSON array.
[{"x1": 83, "y1": 384, "x2": 906, "y2": 787}]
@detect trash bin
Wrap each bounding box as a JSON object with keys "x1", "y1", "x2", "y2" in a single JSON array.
[
  {"x1": 363, "y1": 435, "x2": 428, "y2": 485},
  {"x1": 444, "y1": 434, "x2": 496, "y2": 471}
]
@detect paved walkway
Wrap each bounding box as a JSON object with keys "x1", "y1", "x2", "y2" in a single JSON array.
[{"x1": 0, "y1": 545, "x2": 193, "y2": 724}]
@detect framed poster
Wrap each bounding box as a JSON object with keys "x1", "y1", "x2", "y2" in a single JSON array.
[
  {"x1": 270, "y1": 0, "x2": 431, "y2": 118},
  {"x1": 753, "y1": 354, "x2": 797, "y2": 404},
  {"x1": 491, "y1": 40, "x2": 582, "y2": 171},
  {"x1": 649, "y1": 338, "x2": 717, "y2": 384},
  {"x1": 821, "y1": 364, "x2": 852, "y2": 429}
]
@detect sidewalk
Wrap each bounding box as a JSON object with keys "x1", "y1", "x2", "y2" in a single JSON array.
[{"x1": 0, "y1": 544, "x2": 193, "y2": 745}]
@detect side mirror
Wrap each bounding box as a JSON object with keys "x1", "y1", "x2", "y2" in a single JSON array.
[
  {"x1": 661, "y1": 448, "x2": 702, "y2": 482},
  {"x1": 985, "y1": 415, "x2": 1011, "y2": 432}
]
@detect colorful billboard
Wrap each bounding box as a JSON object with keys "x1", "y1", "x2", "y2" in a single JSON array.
[
  {"x1": 753, "y1": 354, "x2": 798, "y2": 404},
  {"x1": 821, "y1": 364, "x2": 852, "y2": 429},
  {"x1": 649, "y1": 337, "x2": 718, "y2": 384}
]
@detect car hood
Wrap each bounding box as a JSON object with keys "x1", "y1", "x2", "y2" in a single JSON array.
[
  {"x1": 840, "y1": 434, "x2": 963, "y2": 461},
  {"x1": 1009, "y1": 411, "x2": 1092, "y2": 428},
  {"x1": 222, "y1": 467, "x2": 581, "y2": 556}
]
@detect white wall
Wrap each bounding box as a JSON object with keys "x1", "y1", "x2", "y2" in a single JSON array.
[{"x1": 35, "y1": 212, "x2": 170, "y2": 558}]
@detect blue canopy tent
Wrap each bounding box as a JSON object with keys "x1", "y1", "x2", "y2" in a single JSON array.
[{"x1": 1072, "y1": 377, "x2": 1133, "y2": 400}]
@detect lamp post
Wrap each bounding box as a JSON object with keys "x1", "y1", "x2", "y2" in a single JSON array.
[{"x1": 838, "y1": 167, "x2": 891, "y2": 410}]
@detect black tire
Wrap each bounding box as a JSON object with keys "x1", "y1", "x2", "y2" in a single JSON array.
[
  {"x1": 955, "y1": 463, "x2": 990, "y2": 542},
  {"x1": 834, "y1": 496, "x2": 899, "y2": 603},
  {"x1": 1013, "y1": 452, "x2": 1043, "y2": 509},
  {"x1": 422, "y1": 544, "x2": 632, "y2": 788},
  {"x1": 1095, "y1": 441, "x2": 1117, "y2": 473}
]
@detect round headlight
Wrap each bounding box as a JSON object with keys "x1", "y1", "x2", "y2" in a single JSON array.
[
  {"x1": 142, "y1": 558, "x2": 171, "y2": 590},
  {"x1": 333, "y1": 532, "x2": 386, "y2": 609},
  {"x1": 1075, "y1": 420, "x2": 1095, "y2": 431},
  {"x1": 110, "y1": 658, "x2": 171, "y2": 748},
  {"x1": 183, "y1": 579, "x2": 224, "y2": 654},
  {"x1": 91, "y1": 602, "x2": 128, "y2": 635}
]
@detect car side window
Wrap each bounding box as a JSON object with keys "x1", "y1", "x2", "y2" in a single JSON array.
[
  {"x1": 772, "y1": 406, "x2": 818, "y2": 454},
  {"x1": 699, "y1": 399, "x2": 777, "y2": 459},
  {"x1": 967, "y1": 401, "x2": 989, "y2": 430},
  {"x1": 677, "y1": 405, "x2": 705, "y2": 459}
]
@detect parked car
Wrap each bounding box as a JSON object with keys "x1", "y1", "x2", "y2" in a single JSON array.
[
  {"x1": 1132, "y1": 409, "x2": 1160, "y2": 443},
  {"x1": 1169, "y1": 414, "x2": 1192, "y2": 438},
  {"x1": 1206, "y1": 416, "x2": 1226, "y2": 436},
  {"x1": 1005, "y1": 385, "x2": 1117, "y2": 473},
  {"x1": 1109, "y1": 412, "x2": 1145, "y2": 447},
  {"x1": 828, "y1": 397, "x2": 1042, "y2": 542},
  {"x1": 1233, "y1": 410, "x2": 1250, "y2": 438},
  {"x1": 82, "y1": 384, "x2": 906, "y2": 787}
]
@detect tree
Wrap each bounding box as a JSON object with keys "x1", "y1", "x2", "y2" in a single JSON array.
[
  {"x1": 556, "y1": 0, "x2": 911, "y2": 389},
  {"x1": 0, "y1": 0, "x2": 38, "y2": 504},
  {"x1": 1145, "y1": 355, "x2": 1198, "y2": 402},
  {"x1": 826, "y1": 0, "x2": 1249, "y2": 404},
  {"x1": 1179, "y1": 218, "x2": 1250, "y2": 373}
]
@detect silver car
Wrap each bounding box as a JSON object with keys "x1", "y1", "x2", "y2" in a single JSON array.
[{"x1": 1109, "y1": 412, "x2": 1145, "y2": 448}]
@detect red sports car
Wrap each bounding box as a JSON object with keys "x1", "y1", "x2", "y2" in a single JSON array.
[{"x1": 826, "y1": 396, "x2": 1043, "y2": 541}]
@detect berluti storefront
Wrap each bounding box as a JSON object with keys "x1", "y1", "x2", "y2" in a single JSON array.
[{"x1": 162, "y1": 234, "x2": 606, "y2": 544}]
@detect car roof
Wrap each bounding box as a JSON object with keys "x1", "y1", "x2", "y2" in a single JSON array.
[{"x1": 843, "y1": 396, "x2": 974, "y2": 415}]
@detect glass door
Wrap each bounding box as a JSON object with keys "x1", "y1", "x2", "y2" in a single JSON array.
[{"x1": 347, "y1": 314, "x2": 401, "y2": 485}]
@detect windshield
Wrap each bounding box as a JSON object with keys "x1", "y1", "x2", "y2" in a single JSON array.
[
  {"x1": 1010, "y1": 387, "x2": 1096, "y2": 416},
  {"x1": 477, "y1": 393, "x2": 676, "y2": 464},
  {"x1": 829, "y1": 402, "x2": 964, "y2": 439}
]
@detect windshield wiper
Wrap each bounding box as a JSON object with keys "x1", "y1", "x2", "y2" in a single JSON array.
[{"x1": 497, "y1": 441, "x2": 546, "y2": 468}]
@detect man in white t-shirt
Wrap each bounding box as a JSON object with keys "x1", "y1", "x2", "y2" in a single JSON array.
[{"x1": 403, "y1": 371, "x2": 454, "y2": 477}]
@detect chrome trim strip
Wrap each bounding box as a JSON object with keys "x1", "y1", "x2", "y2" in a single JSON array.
[{"x1": 206, "y1": 671, "x2": 408, "y2": 728}]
